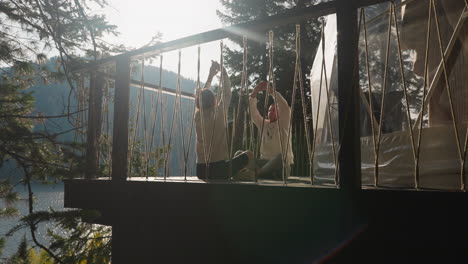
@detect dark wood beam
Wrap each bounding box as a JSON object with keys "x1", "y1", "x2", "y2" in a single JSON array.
[
  {"x1": 85, "y1": 72, "x2": 104, "y2": 179},
  {"x1": 336, "y1": 0, "x2": 361, "y2": 192},
  {"x1": 71, "y1": 1, "x2": 336, "y2": 71},
  {"x1": 127, "y1": 78, "x2": 195, "y2": 99},
  {"x1": 111, "y1": 56, "x2": 131, "y2": 182},
  {"x1": 71, "y1": 0, "x2": 394, "y2": 73},
  {"x1": 103, "y1": 73, "x2": 195, "y2": 99}
]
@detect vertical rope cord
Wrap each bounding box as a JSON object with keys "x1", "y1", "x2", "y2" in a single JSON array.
[
  {"x1": 463, "y1": 0, "x2": 468, "y2": 188},
  {"x1": 413, "y1": 10, "x2": 465, "y2": 129},
  {"x1": 183, "y1": 46, "x2": 201, "y2": 179},
  {"x1": 205, "y1": 41, "x2": 227, "y2": 179},
  {"x1": 463, "y1": 119, "x2": 468, "y2": 191},
  {"x1": 79, "y1": 75, "x2": 87, "y2": 144},
  {"x1": 243, "y1": 111, "x2": 248, "y2": 149},
  {"x1": 462, "y1": 5, "x2": 468, "y2": 186},
  {"x1": 218, "y1": 42, "x2": 232, "y2": 179},
  {"x1": 299, "y1": 123, "x2": 305, "y2": 176},
  {"x1": 266, "y1": 31, "x2": 288, "y2": 184},
  {"x1": 241, "y1": 37, "x2": 250, "y2": 150},
  {"x1": 405, "y1": 1, "x2": 468, "y2": 188},
  {"x1": 157, "y1": 55, "x2": 169, "y2": 179},
  {"x1": 101, "y1": 68, "x2": 111, "y2": 179},
  {"x1": 128, "y1": 62, "x2": 143, "y2": 177},
  {"x1": 284, "y1": 24, "x2": 305, "y2": 182},
  {"x1": 245, "y1": 40, "x2": 254, "y2": 151},
  {"x1": 140, "y1": 60, "x2": 150, "y2": 179},
  {"x1": 374, "y1": 6, "x2": 393, "y2": 187},
  {"x1": 414, "y1": 2, "x2": 433, "y2": 189},
  {"x1": 295, "y1": 24, "x2": 313, "y2": 184},
  {"x1": 100, "y1": 71, "x2": 106, "y2": 174},
  {"x1": 207, "y1": 50, "x2": 226, "y2": 164},
  {"x1": 464, "y1": 9, "x2": 468, "y2": 174},
  {"x1": 355, "y1": 9, "x2": 378, "y2": 132},
  {"x1": 310, "y1": 23, "x2": 325, "y2": 179},
  {"x1": 96, "y1": 72, "x2": 102, "y2": 174},
  {"x1": 320, "y1": 24, "x2": 339, "y2": 186},
  {"x1": 232, "y1": 37, "x2": 249, "y2": 160},
  {"x1": 232, "y1": 36, "x2": 252, "y2": 180},
  {"x1": 71, "y1": 75, "x2": 84, "y2": 174},
  {"x1": 164, "y1": 51, "x2": 182, "y2": 178},
  {"x1": 230, "y1": 112, "x2": 237, "y2": 160},
  {"x1": 256, "y1": 33, "x2": 272, "y2": 169},
  {"x1": 78, "y1": 77, "x2": 84, "y2": 143},
  {"x1": 431, "y1": 0, "x2": 464, "y2": 189},
  {"x1": 107, "y1": 70, "x2": 112, "y2": 179},
  {"x1": 198, "y1": 54, "x2": 210, "y2": 179},
  {"x1": 73, "y1": 76, "x2": 83, "y2": 143},
  {"x1": 284, "y1": 25, "x2": 301, "y2": 182},
  {"x1": 360, "y1": 8, "x2": 379, "y2": 166},
  {"x1": 72, "y1": 76, "x2": 80, "y2": 147},
  {"x1": 391, "y1": 2, "x2": 418, "y2": 176},
  {"x1": 288, "y1": 28, "x2": 301, "y2": 180},
  {"x1": 249, "y1": 108, "x2": 255, "y2": 151},
  {"x1": 412, "y1": 5, "x2": 468, "y2": 130},
  {"x1": 174, "y1": 51, "x2": 188, "y2": 177},
  {"x1": 175, "y1": 123, "x2": 183, "y2": 176},
  {"x1": 149, "y1": 57, "x2": 162, "y2": 177}
]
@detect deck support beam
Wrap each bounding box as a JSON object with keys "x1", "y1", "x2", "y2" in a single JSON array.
[
  {"x1": 336, "y1": 0, "x2": 362, "y2": 193},
  {"x1": 111, "y1": 56, "x2": 131, "y2": 182},
  {"x1": 85, "y1": 71, "x2": 104, "y2": 179}
]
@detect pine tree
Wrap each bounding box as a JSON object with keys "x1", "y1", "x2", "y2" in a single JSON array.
[
  {"x1": 0, "y1": 1, "x2": 126, "y2": 263},
  {"x1": 217, "y1": 0, "x2": 322, "y2": 106}
]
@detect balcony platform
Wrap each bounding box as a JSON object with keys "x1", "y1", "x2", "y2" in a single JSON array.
[{"x1": 65, "y1": 177, "x2": 468, "y2": 263}]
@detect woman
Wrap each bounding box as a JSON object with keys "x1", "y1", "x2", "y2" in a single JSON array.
[{"x1": 194, "y1": 60, "x2": 254, "y2": 180}]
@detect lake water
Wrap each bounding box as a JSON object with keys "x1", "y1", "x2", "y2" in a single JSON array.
[{"x1": 0, "y1": 183, "x2": 64, "y2": 258}]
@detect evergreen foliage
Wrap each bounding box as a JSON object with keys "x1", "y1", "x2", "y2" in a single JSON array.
[
  {"x1": 0, "y1": 0, "x2": 133, "y2": 263},
  {"x1": 217, "y1": 0, "x2": 323, "y2": 167},
  {"x1": 217, "y1": 0, "x2": 323, "y2": 117}
]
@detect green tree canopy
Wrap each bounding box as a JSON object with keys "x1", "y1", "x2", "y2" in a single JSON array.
[
  {"x1": 217, "y1": 0, "x2": 323, "y2": 107},
  {"x1": 0, "y1": 1, "x2": 126, "y2": 262}
]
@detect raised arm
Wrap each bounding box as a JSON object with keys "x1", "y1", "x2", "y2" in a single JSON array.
[
  {"x1": 203, "y1": 60, "x2": 219, "y2": 90},
  {"x1": 249, "y1": 81, "x2": 268, "y2": 128},
  {"x1": 218, "y1": 63, "x2": 232, "y2": 113},
  {"x1": 249, "y1": 95, "x2": 264, "y2": 128},
  {"x1": 270, "y1": 90, "x2": 291, "y2": 128}
]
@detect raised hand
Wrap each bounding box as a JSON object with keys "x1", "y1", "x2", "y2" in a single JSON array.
[
  {"x1": 209, "y1": 60, "x2": 220, "y2": 76},
  {"x1": 251, "y1": 81, "x2": 270, "y2": 98},
  {"x1": 255, "y1": 81, "x2": 268, "y2": 92}
]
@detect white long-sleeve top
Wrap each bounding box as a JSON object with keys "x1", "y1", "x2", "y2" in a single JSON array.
[
  {"x1": 195, "y1": 71, "x2": 231, "y2": 164},
  {"x1": 249, "y1": 91, "x2": 294, "y2": 165}
]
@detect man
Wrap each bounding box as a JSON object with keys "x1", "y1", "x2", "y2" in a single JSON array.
[
  {"x1": 249, "y1": 81, "x2": 294, "y2": 180},
  {"x1": 195, "y1": 60, "x2": 254, "y2": 180}
]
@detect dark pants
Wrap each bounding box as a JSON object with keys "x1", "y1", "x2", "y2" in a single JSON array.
[
  {"x1": 257, "y1": 154, "x2": 290, "y2": 180},
  {"x1": 196, "y1": 153, "x2": 249, "y2": 180}
]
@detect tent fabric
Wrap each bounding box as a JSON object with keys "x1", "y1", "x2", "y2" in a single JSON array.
[{"x1": 313, "y1": 125, "x2": 467, "y2": 190}]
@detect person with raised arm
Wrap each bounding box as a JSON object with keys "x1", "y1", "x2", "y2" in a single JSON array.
[
  {"x1": 249, "y1": 81, "x2": 294, "y2": 180},
  {"x1": 194, "y1": 60, "x2": 254, "y2": 180}
]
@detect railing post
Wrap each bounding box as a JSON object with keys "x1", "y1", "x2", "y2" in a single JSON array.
[
  {"x1": 111, "y1": 56, "x2": 131, "y2": 182},
  {"x1": 336, "y1": 0, "x2": 361, "y2": 193},
  {"x1": 85, "y1": 71, "x2": 104, "y2": 179}
]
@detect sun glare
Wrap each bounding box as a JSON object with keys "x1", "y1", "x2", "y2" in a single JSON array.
[{"x1": 104, "y1": 0, "x2": 224, "y2": 80}]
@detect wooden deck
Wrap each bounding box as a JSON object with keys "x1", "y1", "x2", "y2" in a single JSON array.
[
  {"x1": 64, "y1": 178, "x2": 468, "y2": 263},
  {"x1": 120, "y1": 176, "x2": 332, "y2": 188}
]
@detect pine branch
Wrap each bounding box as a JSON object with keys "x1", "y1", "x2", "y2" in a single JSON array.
[{"x1": 21, "y1": 163, "x2": 64, "y2": 264}]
